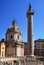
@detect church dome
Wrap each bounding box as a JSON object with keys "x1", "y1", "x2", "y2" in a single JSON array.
[
  {"x1": 6, "y1": 20, "x2": 22, "y2": 43},
  {"x1": 6, "y1": 20, "x2": 22, "y2": 35},
  {"x1": 15, "y1": 25, "x2": 21, "y2": 35}
]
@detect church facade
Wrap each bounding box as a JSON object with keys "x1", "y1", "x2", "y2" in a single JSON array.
[{"x1": 0, "y1": 20, "x2": 24, "y2": 57}]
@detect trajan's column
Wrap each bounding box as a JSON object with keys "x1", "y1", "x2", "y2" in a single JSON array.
[{"x1": 27, "y1": 4, "x2": 34, "y2": 56}]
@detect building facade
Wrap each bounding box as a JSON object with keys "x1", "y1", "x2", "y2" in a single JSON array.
[
  {"x1": 23, "y1": 42, "x2": 29, "y2": 55},
  {"x1": 34, "y1": 39, "x2": 44, "y2": 56},
  {"x1": 0, "y1": 20, "x2": 24, "y2": 57}
]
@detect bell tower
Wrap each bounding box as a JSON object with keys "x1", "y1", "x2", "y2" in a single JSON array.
[{"x1": 27, "y1": 4, "x2": 34, "y2": 55}]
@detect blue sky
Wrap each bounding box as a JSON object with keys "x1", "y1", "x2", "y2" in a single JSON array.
[{"x1": 0, "y1": 0, "x2": 44, "y2": 42}]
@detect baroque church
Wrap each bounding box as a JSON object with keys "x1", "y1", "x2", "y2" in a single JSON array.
[
  {"x1": 0, "y1": 4, "x2": 44, "y2": 65},
  {"x1": 0, "y1": 20, "x2": 24, "y2": 57}
]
